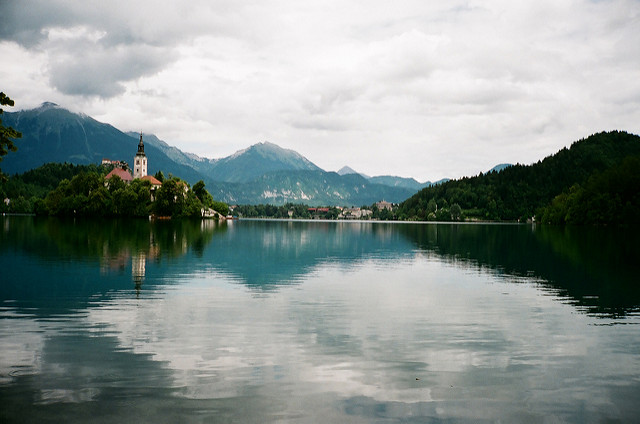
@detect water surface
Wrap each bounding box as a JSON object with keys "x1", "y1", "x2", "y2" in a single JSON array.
[{"x1": 1, "y1": 217, "x2": 639, "y2": 423}]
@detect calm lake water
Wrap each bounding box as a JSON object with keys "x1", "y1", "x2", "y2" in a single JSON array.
[{"x1": 1, "y1": 217, "x2": 639, "y2": 423}]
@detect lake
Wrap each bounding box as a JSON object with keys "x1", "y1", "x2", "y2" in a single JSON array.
[{"x1": 1, "y1": 216, "x2": 639, "y2": 423}]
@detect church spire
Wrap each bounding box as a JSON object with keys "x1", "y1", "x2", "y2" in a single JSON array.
[{"x1": 137, "y1": 132, "x2": 145, "y2": 154}]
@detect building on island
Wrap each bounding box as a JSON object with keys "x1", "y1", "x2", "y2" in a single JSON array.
[
  {"x1": 133, "y1": 133, "x2": 148, "y2": 179},
  {"x1": 101, "y1": 158, "x2": 128, "y2": 169},
  {"x1": 104, "y1": 134, "x2": 153, "y2": 190},
  {"x1": 140, "y1": 175, "x2": 162, "y2": 189},
  {"x1": 105, "y1": 166, "x2": 133, "y2": 183}
]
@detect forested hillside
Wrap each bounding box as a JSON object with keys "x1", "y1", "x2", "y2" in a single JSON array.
[
  {"x1": 1, "y1": 163, "x2": 101, "y2": 210},
  {"x1": 397, "y1": 131, "x2": 640, "y2": 224}
]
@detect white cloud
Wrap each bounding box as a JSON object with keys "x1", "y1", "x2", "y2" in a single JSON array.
[{"x1": 1, "y1": 0, "x2": 639, "y2": 181}]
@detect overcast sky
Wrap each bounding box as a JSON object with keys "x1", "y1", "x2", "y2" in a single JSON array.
[{"x1": 1, "y1": 0, "x2": 639, "y2": 181}]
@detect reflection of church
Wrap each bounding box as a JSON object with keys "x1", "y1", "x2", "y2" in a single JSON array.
[{"x1": 132, "y1": 251, "x2": 146, "y2": 296}]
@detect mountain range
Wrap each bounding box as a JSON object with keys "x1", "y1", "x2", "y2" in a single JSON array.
[{"x1": 3, "y1": 103, "x2": 454, "y2": 205}]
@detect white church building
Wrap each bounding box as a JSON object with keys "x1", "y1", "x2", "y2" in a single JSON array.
[{"x1": 133, "y1": 133, "x2": 148, "y2": 179}]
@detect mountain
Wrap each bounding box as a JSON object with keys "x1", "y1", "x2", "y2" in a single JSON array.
[
  {"x1": 337, "y1": 166, "x2": 361, "y2": 176},
  {"x1": 208, "y1": 170, "x2": 415, "y2": 206},
  {"x1": 2, "y1": 103, "x2": 204, "y2": 182},
  {"x1": 204, "y1": 142, "x2": 321, "y2": 183},
  {"x1": 368, "y1": 175, "x2": 428, "y2": 192},
  {"x1": 397, "y1": 131, "x2": 640, "y2": 223},
  {"x1": 3, "y1": 104, "x2": 423, "y2": 206},
  {"x1": 337, "y1": 165, "x2": 437, "y2": 191},
  {"x1": 488, "y1": 163, "x2": 512, "y2": 173}
]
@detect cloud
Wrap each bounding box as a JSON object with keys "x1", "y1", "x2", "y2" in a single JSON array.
[
  {"x1": 1, "y1": 0, "x2": 640, "y2": 180},
  {"x1": 46, "y1": 30, "x2": 173, "y2": 97},
  {"x1": 0, "y1": 0, "x2": 215, "y2": 97}
]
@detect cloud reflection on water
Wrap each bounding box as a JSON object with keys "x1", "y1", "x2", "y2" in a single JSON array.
[{"x1": 2, "y1": 218, "x2": 640, "y2": 422}]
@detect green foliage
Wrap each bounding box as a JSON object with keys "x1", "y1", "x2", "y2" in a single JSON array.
[
  {"x1": 212, "y1": 200, "x2": 229, "y2": 216},
  {"x1": 193, "y1": 180, "x2": 215, "y2": 209},
  {"x1": 153, "y1": 178, "x2": 186, "y2": 217},
  {"x1": 1, "y1": 162, "x2": 230, "y2": 219},
  {"x1": 540, "y1": 156, "x2": 640, "y2": 225},
  {"x1": 154, "y1": 170, "x2": 165, "y2": 183},
  {"x1": 0, "y1": 92, "x2": 22, "y2": 179},
  {"x1": 0, "y1": 163, "x2": 107, "y2": 209},
  {"x1": 450, "y1": 203, "x2": 462, "y2": 221},
  {"x1": 397, "y1": 131, "x2": 640, "y2": 225}
]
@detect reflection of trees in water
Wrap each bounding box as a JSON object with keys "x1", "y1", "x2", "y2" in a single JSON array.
[
  {"x1": 2, "y1": 217, "x2": 225, "y2": 258},
  {"x1": 1, "y1": 216, "x2": 229, "y2": 308},
  {"x1": 1, "y1": 216, "x2": 227, "y2": 275},
  {"x1": 3, "y1": 217, "x2": 638, "y2": 318},
  {"x1": 396, "y1": 223, "x2": 640, "y2": 318}
]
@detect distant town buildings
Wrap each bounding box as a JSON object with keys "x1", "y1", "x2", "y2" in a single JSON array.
[
  {"x1": 376, "y1": 200, "x2": 393, "y2": 211},
  {"x1": 339, "y1": 207, "x2": 373, "y2": 219}
]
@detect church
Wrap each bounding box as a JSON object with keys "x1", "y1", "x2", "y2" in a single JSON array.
[
  {"x1": 104, "y1": 134, "x2": 161, "y2": 190},
  {"x1": 133, "y1": 133, "x2": 147, "y2": 179}
]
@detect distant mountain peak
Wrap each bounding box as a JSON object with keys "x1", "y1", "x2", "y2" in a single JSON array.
[
  {"x1": 38, "y1": 102, "x2": 60, "y2": 109},
  {"x1": 337, "y1": 166, "x2": 359, "y2": 176},
  {"x1": 488, "y1": 163, "x2": 512, "y2": 173},
  {"x1": 210, "y1": 141, "x2": 322, "y2": 183}
]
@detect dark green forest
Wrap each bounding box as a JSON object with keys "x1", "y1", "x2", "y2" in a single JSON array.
[
  {"x1": 0, "y1": 162, "x2": 228, "y2": 218},
  {"x1": 396, "y1": 131, "x2": 640, "y2": 225}
]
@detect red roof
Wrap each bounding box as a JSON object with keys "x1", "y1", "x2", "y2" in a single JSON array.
[
  {"x1": 105, "y1": 167, "x2": 133, "y2": 182},
  {"x1": 141, "y1": 175, "x2": 162, "y2": 186}
]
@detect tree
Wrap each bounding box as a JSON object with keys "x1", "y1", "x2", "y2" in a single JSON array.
[
  {"x1": 427, "y1": 198, "x2": 437, "y2": 214},
  {"x1": 450, "y1": 203, "x2": 462, "y2": 221},
  {"x1": 212, "y1": 200, "x2": 229, "y2": 216},
  {"x1": 192, "y1": 180, "x2": 214, "y2": 208},
  {"x1": 0, "y1": 92, "x2": 22, "y2": 179},
  {"x1": 153, "y1": 178, "x2": 187, "y2": 217}
]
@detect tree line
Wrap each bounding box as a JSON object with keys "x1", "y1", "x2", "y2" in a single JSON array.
[
  {"x1": 396, "y1": 131, "x2": 640, "y2": 225},
  {"x1": 0, "y1": 162, "x2": 228, "y2": 218},
  {"x1": 233, "y1": 203, "x2": 398, "y2": 220}
]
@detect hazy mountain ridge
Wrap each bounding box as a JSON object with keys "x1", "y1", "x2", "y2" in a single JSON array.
[
  {"x1": 209, "y1": 170, "x2": 415, "y2": 206},
  {"x1": 337, "y1": 165, "x2": 450, "y2": 191},
  {"x1": 206, "y1": 142, "x2": 322, "y2": 183}
]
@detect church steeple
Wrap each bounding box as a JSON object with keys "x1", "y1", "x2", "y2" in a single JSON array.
[
  {"x1": 133, "y1": 132, "x2": 148, "y2": 179},
  {"x1": 137, "y1": 132, "x2": 145, "y2": 154}
]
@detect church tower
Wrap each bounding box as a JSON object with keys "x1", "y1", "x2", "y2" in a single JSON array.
[{"x1": 133, "y1": 132, "x2": 147, "y2": 179}]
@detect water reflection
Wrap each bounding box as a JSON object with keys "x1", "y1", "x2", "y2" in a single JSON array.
[
  {"x1": 2, "y1": 217, "x2": 639, "y2": 317},
  {"x1": 0, "y1": 217, "x2": 227, "y2": 314},
  {"x1": 2, "y1": 217, "x2": 640, "y2": 423},
  {"x1": 395, "y1": 223, "x2": 640, "y2": 318}
]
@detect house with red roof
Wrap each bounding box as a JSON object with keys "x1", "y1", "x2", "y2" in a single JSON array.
[{"x1": 105, "y1": 167, "x2": 133, "y2": 183}]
